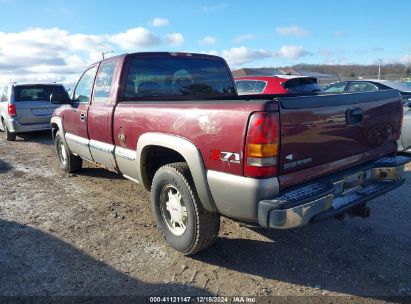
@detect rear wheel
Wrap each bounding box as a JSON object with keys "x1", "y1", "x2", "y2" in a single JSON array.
[
  {"x1": 2, "y1": 120, "x2": 16, "y2": 141},
  {"x1": 55, "y1": 131, "x2": 82, "y2": 173},
  {"x1": 151, "y1": 162, "x2": 220, "y2": 255}
]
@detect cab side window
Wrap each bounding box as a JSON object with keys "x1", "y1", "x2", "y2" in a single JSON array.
[
  {"x1": 93, "y1": 61, "x2": 117, "y2": 104},
  {"x1": 73, "y1": 66, "x2": 98, "y2": 103}
]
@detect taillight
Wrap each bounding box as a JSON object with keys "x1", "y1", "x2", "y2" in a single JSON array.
[
  {"x1": 244, "y1": 112, "x2": 279, "y2": 178},
  {"x1": 8, "y1": 104, "x2": 16, "y2": 117}
]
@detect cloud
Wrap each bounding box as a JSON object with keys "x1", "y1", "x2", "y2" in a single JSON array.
[
  {"x1": 318, "y1": 48, "x2": 334, "y2": 57},
  {"x1": 318, "y1": 48, "x2": 346, "y2": 57},
  {"x1": 371, "y1": 47, "x2": 384, "y2": 52},
  {"x1": 202, "y1": 3, "x2": 228, "y2": 12},
  {"x1": 0, "y1": 27, "x2": 104, "y2": 86},
  {"x1": 233, "y1": 34, "x2": 255, "y2": 44},
  {"x1": 0, "y1": 26, "x2": 314, "y2": 89},
  {"x1": 400, "y1": 54, "x2": 411, "y2": 65},
  {"x1": 333, "y1": 30, "x2": 347, "y2": 37},
  {"x1": 109, "y1": 27, "x2": 161, "y2": 50},
  {"x1": 317, "y1": 48, "x2": 347, "y2": 64},
  {"x1": 216, "y1": 45, "x2": 312, "y2": 66},
  {"x1": 220, "y1": 46, "x2": 272, "y2": 65},
  {"x1": 277, "y1": 45, "x2": 311, "y2": 59},
  {"x1": 207, "y1": 50, "x2": 219, "y2": 56},
  {"x1": 0, "y1": 26, "x2": 162, "y2": 88},
  {"x1": 198, "y1": 36, "x2": 217, "y2": 46},
  {"x1": 276, "y1": 26, "x2": 309, "y2": 37},
  {"x1": 151, "y1": 17, "x2": 169, "y2": 27},
  {"x1": 166, "y1": 33, "x2": 184, "y2": 46}
]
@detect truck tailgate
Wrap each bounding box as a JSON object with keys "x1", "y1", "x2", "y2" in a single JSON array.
[{"x1": 278, "y1": 90, "x2": 402, "y2": 183}]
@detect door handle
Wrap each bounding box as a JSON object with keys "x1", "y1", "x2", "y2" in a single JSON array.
[
  {"x1": 346, "y1": 108, "x2": 363, "y2": 125},
  {"x1": 80, "y1": 113, "x2": 86, "y2": 121}
]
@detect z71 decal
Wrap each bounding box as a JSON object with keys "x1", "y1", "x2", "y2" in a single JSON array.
[{"x1": 210, "y1": 150, "x2": 241, "y2": 164}]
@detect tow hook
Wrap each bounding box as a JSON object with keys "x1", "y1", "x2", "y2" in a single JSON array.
[{"x1": 348, "y1": 204, "x2": 371, "y2": 219}]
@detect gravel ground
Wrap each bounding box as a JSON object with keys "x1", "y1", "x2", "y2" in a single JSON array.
[{"x1": 0, "y1": 131, "x2": 410, "y2": 302}]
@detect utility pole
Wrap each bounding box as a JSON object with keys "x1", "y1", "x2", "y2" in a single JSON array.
[
  {"x1": 102, "y1": 51, "x2": 114, "y2": 60},
  {"x1": 377, "y1": 58, "x2": 383, "y2": 80}
]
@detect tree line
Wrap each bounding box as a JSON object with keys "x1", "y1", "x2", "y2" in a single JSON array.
[{"x1": 289, "y1": 63, "x2": 411, "y2": 78}]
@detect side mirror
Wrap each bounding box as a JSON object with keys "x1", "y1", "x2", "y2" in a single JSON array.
[{"x1": 50, "y1": 92, "x2": 71, "y2": 104}]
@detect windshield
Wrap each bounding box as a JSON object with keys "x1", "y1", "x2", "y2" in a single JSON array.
[
  {"x1": 124, "y1": 56, "x2": 236, "y2": 99},
  {"x1": 14, "y1": 85, "x2": 66, "y2": 102},
  {"x1": 283, "y1": 77, "x2": 323, "y2": 93}
]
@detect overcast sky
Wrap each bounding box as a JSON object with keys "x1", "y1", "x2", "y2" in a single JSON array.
[{"x1": 0, "y1": 0, "x2": 410, "y2": 88}]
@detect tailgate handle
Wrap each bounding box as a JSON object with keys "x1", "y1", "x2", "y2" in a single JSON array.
[{"x1": 346, "y1": 108, "x2": 363, "y2": 125}]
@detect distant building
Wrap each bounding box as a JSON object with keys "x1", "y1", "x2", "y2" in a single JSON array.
[
  {"x1": 232, "y1": 67, "x2": 337, "y2": 84},
  {"x1": 278, "y1": 67, "x2": 299, "y2": 75},
  {"x1": 232, "y1": 68, "x2": 284, "y2": 77},
  {"x1": 299, "y1": 71, "x2": 336, "y2": 80}
]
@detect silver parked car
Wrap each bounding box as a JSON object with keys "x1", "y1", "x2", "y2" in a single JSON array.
[
  {"x1": 0, "y1": 82, "x2": 66, "y2": 141},
  {"x1": 323, "y1": 80, "x2": 411, "y2": 152}
]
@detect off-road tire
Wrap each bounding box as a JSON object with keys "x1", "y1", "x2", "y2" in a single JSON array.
[
  {"x1": 151, "y1": 162, "x2": 220, "y2": 255},
  {"x1": 55, "y1": 131, "x2": 82, "y2": 173}
]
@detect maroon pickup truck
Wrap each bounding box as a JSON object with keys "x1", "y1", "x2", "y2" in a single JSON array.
[{"x1": 50, "y1": 52, "x2": 410, "y2": 254}]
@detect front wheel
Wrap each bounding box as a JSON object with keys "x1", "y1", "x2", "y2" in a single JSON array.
[
  {"x1": 151, "y1": 162, "x2": 220, "y2": 255},
  {"x1": 55, "y1": 131, "x2": 82, "y2": 173}
]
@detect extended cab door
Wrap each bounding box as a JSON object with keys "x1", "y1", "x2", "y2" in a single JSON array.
[
  {"x1": 87, "y1": 59, "x2": 119, "y2": 171},
  {"x1": 63, "y1": 65, "x2": 98, "y2": 161}
]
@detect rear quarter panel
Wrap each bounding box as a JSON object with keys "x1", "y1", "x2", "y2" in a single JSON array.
[{"x1": 113, "y1": 100, "x2": 278, "y2": 175}]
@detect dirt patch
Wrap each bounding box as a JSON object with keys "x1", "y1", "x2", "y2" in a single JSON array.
[{"x1": 0, "y1": 131, "x2": 410, "y2": 300}]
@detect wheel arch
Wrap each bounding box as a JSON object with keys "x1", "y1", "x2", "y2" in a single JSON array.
[
  {"x1": 50, "y1": 117, "x2": 68, "y2": 146},
  {"x1": 136, "y1": 132, "x2": 217, "y2": 213}
]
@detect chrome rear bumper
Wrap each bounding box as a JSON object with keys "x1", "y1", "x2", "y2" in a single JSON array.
[{"x1": 258, "y1": 155, "x2": 411, "y2": 229}]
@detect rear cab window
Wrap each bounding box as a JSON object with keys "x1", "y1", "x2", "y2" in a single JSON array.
[
  {"x1": 283, "y1": 78, "x2": 323, "y2": 93},
  {"x1": 235, "y1": 80, "x2": 267, "y2": 94},
  {"x1": 13, "y1": 85, "x2": 66, "y2": 102},
  {"x1": 123, "y1": 54, "x2": 236, "y2": 100}
]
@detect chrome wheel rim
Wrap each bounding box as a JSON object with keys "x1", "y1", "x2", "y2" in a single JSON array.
[
  {"x1": 59, "y1": 141, "x2": 68, "y2": 165},
  {"x1": 159, "y1": 185, "x2": 188, "y2": 236}
]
